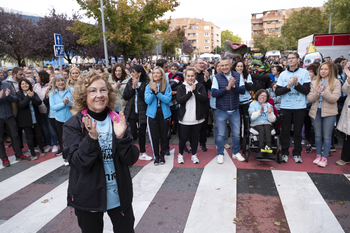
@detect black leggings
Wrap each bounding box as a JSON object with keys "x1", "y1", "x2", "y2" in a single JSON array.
[
  {"x1": 22, "y1": 124, "x2": 45, "y2": 156},
  {"x1": 341, "y1": 134, "x2": 350, "y2": 162},
  {"x1": 55, "y1": 120, "x2": 64, "y2": 157},
  {"x1": 74, "y1": 206, "x2": 135, "y2": 233},
  {"x1": 49, "y1": 118, "x2": 61, "y2": 148},
  {"x1": 147, "y1": 107, "x2": 170, "y2": 158},
  {"x1": 253, "y1": 124, "x2": 272, "y2": 149},
  {"x1": 179, "y1": 123, "x2": 201, "y2": 155},
  {"x1": 128, "y1": 118, "x2": 146, "y2": 153}
]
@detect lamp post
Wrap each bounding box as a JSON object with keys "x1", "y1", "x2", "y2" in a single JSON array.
[{"x1": 100, "y1": 0, "x2": 109, "y2": 68}]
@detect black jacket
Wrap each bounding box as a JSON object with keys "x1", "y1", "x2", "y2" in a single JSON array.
[
  {"x1": 63, "y1": 112, "x2": 139, "y2": 213},
  {"x1": 123, "y1": 79, "x2": 149, "y2": 125},
  {"x1": 177, "y1": 82, "x2": 208, "y2": 122},
  {"x1": 16, "y1": 91, "x2": 42, "y2": 128},
  {"x1": 196, "y1": 71, "x2": 212, "y2": 92}
]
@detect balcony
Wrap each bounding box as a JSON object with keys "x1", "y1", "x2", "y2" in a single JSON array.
[
  {"x1": 252, "y1": 26, "x2": 264, "y2": 31},
  {"x1": 263, "y1": 15, "x2": 283, "y2": 21},
  {"x1": 251, "y1": 18, "x2": 263, "y2": 23}
]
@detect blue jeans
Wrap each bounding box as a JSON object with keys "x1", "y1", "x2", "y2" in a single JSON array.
[
  {"x1": 311, "y1": 109, "x2": 336, "y2": 158},
  {"x1": 216, "y1": 109, "x2": 240, "y2": 155},
  {"x1": 212, "y1": 109, "x2": 228, "y2": 145},
  {"x1": 40, "y1": 113, "x2": 58, "y2": 146}
]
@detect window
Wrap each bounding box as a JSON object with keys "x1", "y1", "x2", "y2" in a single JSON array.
[
  {"x1": 267, "y1": 21, "x2": 271, "y2": 24},
  {"x1": 204, "y1": 32, "x2": 210, "y2": 37},
  {"x1": 204, "y1": 25, "x2": 210, "y2": 30},
  {"x1": 205, "y1": 39, "x2": 210, "y2": 43},
  {"x1": 190, "y1": 26, "x2": 198, "y2": 30},
  {"x1": 182, "y1": 26, "x2": 187, "y2": 30},
  {"x1": 204, "y1": 46, "x2": 210, "y2": 50},
  {"x1": 278, "y1": 20, "x2": 282, "y2": 24}
]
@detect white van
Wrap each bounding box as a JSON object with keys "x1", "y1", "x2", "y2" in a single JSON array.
[{"x1": 265, "y1": 50, "x2": 281, "y2": 60}]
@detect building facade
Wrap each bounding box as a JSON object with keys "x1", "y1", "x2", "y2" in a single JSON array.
[{"x1": 168, "y1": 18, "x2": 221, "y2": 54}]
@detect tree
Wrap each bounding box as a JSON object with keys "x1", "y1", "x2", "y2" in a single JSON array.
[
  {"x1": 29, "y1": 9, "x2": 85, "y2": 64},
  {"x1": 0, "y1": 8, "x2": 34, "y2": 66},
  {"x1": 324, "y1": 0, "x2": 350, "y2": 33},
  {"x1": 158, "y1": 27, "x2": 185, "y2": 57},
  {"x1": 281, "y1": 7, "x2": 328, "y2": 50},
  {"x1": 70, "y1": 0, "x2": 179, "y2": 61},
  {"x1": 214, "y1": 46, "x2": 224, "y2": 54},
  {"x1": 182, "y1": 38, "x2": 194, "y2": 55},
  {"x1": 221, "y1": 30, "x2": 241, "y2": 48}
]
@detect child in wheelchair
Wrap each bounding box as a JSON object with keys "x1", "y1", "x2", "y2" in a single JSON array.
[{"x1": 248, "y1": 89, "x2": 277, "y2": 160}]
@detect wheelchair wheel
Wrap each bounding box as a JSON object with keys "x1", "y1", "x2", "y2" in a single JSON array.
[
  {"x1": 245, "y1": 151, "x2": 249, "y2": 162},
  {"x1": 276, "y1": 150, "x2": 282, "y2": 164}
]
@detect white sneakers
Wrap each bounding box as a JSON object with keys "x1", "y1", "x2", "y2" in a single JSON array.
[
  {"x1": 139, "y1": 153, "x2": 153, "y2": 161},
  {"x1": 178, "y1": 154, "x2": 184, "y2": 164},
  {"x1": 281, "y1": 155, "x2": 288, "y2": 163},
  {"x1": 44, "y1": 145, "x2": 52, "y2": 153},
  {"x1": 217, "y1": 154, "x2": 224, "y2": 164},
  {"x1": 224, "y1": 144, "x2": 231, "y2": 149},
  {"x1": 51, "y1": 146, "x2": 59, "y2": 153},
  {"x1": 232, "y1": 152, "x2": 245, "y2": 162},
  {"x1": 191, "y1": 154, "x2": 199, "y2": 164},
  {"x1": 177, "y1": 154, "x2": 199, "y2": 164}
]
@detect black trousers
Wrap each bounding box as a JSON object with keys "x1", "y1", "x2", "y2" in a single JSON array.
[
  {"x1": 147, "y1": 107, "x2": 170, "y2": 158},
  {"x1": 253, "y1": 124, "x2": 272, "y2": 149},
  {"x1": 55, "y1": 120, "x2": 64, "y2": 157},
  {"x1": 74, "y1": 206, "x2": 135, "y2": 233},
  {"x1": 280, "y1": 109, "x2": 307, "y2": 156},
  {"x1": 239, "y1": 103, "x2": 250, "y2": 139},
  {"x1": 304, "y1": 112, "x2": 314, "y2": 145},
  {"x1": 49, "y1": 117, "x2": 61, "y2": 148},
  {"x1": 128, "y1": 118, "x2": 146, "y2": 153},
  {"x1": 179, "y1": 123, "x2": 201, "y2": 155},
  {"x1": 22, "y1": 124, "x2": 45, "y2": 157},
  {"x1": 341, "y1": 134, "x2": 350, "y2": 162},
  {"x1": 0, "y1": 117, "x2": 22, "y2": 160},
  {"x1": 199, "y1": 101, "x2": 209, "y2": 145}
]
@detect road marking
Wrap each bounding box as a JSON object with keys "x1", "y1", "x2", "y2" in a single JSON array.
[
  {"x1": 0, "y1": 180, "x2": 68, "y2": 233},
  {"x1": 272, "y1": 170, "x2": 344, "y2": 233},
  {"x1": 344, "y1": 174, "x2": 350, "y2": 182},
  {"x1": 103, "y1": 149, "x2": 175, "y2": 231},
  {"x1": 184, "y1": 149, "x2": 237, "y2": 233},
  {"x1": 0, "y1": 157, "x2": 63, "y2": 201},
  {"x1": 0, "y1": 155, "x2": 18, "y2": 170}
]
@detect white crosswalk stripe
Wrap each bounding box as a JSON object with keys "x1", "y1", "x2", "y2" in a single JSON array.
[{"x1": 272, "y1": 170, "x2": 345, "y2": 233}]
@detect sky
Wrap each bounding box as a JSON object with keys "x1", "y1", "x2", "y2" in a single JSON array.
[{"x1": 1, "y1": 0, "x2": 328, "y2": 41}]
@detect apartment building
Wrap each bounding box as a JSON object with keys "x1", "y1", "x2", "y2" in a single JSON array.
[{"x1": 168, "y1": 18, "x2": 221, "y2": 54}]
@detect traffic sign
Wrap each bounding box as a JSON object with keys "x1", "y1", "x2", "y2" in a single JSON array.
[
  {"x1": 53, "y1": 45, "x2": 65, "y2": 57},
  {"x1": 54, "y1": 34, "x2": 62, "y2": 45}
]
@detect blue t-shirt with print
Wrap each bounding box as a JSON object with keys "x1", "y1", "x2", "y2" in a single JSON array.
[
  {"x1": 248, "y1": 100, "x2": 273, "y2": 125},
  {"x1": 276, "y1": 68, "x2": 311, "y2": 109},
  {"x1": 239, "y1": 74, "x2": 253, "y2": 103},
  {"x1": 94, "y1": 114, "x2": 120, "y2": 210}
]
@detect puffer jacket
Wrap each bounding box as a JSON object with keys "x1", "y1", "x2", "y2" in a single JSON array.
[
  {"x1": 307, "y1": 78, "x2": 341, "y2": 120},
  {"x1": 337, "y1": 80, "x2": 350, "y2": 135}
]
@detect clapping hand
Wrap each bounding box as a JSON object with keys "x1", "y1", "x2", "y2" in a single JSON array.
[
  {"x1": 45, "y1": 89, "x2": 50, "y2": 98},
  {"x1": 0, "y1": 89, "x2": 3, "y2": 98},
  {"x1": 292, "y1": 76, "x2": 298, "y2": 86},
  {"x1": 260, "y1": 103, "x2": 265, "y2": 114},
  {"x1": 83, "y1": 114, "x2": 99, "y2": 140},
  {"x1": 204, "y1": 70, "x2": 210, "y2": 82},
  {"x1": 191, "y1": 83, "x2": 196, "y2": 92},
  {"x1": 113, "y1": 111, "x2": 127, "y2": 139},
  {"x1": 115, "y1": 82, "x2": 121, "y2": 89},
  {"x1": 27, "y1": 90, "x2": 34, "y2": 97},
  {"x1": 63, "y1": 97, "x2": 69, "y2": 105},
  {"x1": 5, "y1": 88, "x2": 11, "y2": 97},
  {"x1": 267, "y1": 105, "x2": 273, "y2": 114},
  {"x1": 150, "y1": 82, "x2": 158, "y2": 93},
  {"x1": 287, "y1": 79, "x2": 293, "y2": 89},
  {"x1": 316, "y1": 84, "x2": 325, "y2": 94},
  {"x1": 132, "y1": 78, "x2": 139, "y2": 89}
]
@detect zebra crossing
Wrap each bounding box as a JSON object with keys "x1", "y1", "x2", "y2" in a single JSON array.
[{"x1": 0, "y1": 145, "x2": 350, "y2": 233}]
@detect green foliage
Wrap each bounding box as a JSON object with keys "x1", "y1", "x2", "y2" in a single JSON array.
[
  {"x1": 214, "y1": 46, "x2": 224, "y2": 54},
  {"x1": 324, "y1": 0, "x2": 350, "y2": 33},
  {"x1": 70, "y1": 0, "x2": 179, "y2": 60},
  {"x1": 158, "y1": 27, "x2": 185, "y2": 57},
  {"x1": 281, "y1": 7, "x2": 328, "y2": 50},
  {"x1": 221, "y1": 30, "x2": 242, "y2": 47},
  {"x1": 253, "y1": 33, "x2": 285, "y2": 53}
]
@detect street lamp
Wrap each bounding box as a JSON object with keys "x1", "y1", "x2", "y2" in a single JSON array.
[
  {"x1": 100, "y1": 0, "x2": 109, "y2": 68},
  {"x1": 196, "y1": 23, "x2": 200, "y2": 57}
]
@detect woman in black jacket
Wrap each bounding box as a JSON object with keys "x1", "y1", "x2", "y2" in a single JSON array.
[
  {"x1": 17, "y1": 79, "x2": 45, "y2": 160},
  {"x1": 63, "y1": 71, "x2": 139, "y2": 233},
  {"x1": 176, "y1": 67, "x2": 208, "y2": 164},
  {"x1": 123, "y1": 65, "x2": 152, "y2": 161}
]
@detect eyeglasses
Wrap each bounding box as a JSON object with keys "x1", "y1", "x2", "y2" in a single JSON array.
[{"x1": 87, "y1": 87, "x2": 109, "y2": 96}]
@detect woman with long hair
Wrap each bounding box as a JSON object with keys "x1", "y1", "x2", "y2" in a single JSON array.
[
  {"x1": 17, "y1": 79, "x2": 46, "y2": 160},
  {"x1": 33, "y1": 70, "x2": 59, "y2": 153},
  {"x1": 49, "y1": 75, "x2": 73, "y2": 165},
  {"x1": 144, "y1": 67, "x2": 172, "y2": 165},
  {"x1": 68, "y1": 67, "x2": 81, "y2": 88},
  {"x1": 307, "y1": 62, "x2": 341, "y2": 167},
  {"x1": 112, "y1": 64, "x2": 131, "y2": 113},
  {"x1": 176, "y1": 67, "x2": 208, "y2": 164},
  {"x1": 123, "y1": 65, "x2": 152, "y2": 161}
]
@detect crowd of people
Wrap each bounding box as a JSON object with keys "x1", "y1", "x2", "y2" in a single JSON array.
[{"x1": 1, "y1": 53, "x2": 350, "y2": 232}]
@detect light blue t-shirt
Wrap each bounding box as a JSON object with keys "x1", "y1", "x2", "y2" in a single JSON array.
[
  {"x1": 248, "y1": 101, "x2": 273, "y2": 125},
  {"x1": 94, "y1": 114, "x2": 120, "y2": 210},
  {"x1": 239, "y1": 74, "x2": 253, "y2": 103},
  {"x1": 24, "y1": 93, "x2": 36, "y2": 124},
  {"x1": 318, "y1": 79, "x2": 326, "y2": 108},
  {"x1": 276, "y1": 68, "x2": 311, "y2": 109}
]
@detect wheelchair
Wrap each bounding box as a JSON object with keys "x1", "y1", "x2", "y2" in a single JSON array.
[{"x1": 241, "y1": 114, "x2": 282, "y2": 163}]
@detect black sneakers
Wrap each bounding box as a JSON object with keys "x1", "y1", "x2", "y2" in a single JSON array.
[{"x1": 200, "y1": 144, "x2": 207, "y2": 152}]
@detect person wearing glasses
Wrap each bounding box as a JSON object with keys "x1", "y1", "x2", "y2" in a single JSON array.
[
  {"x1": 63, "y1": 70, "x2": 139, "y2": 233},
  {"x1": 275, "y1": 52, "x2": 311, "y2": 163}
]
